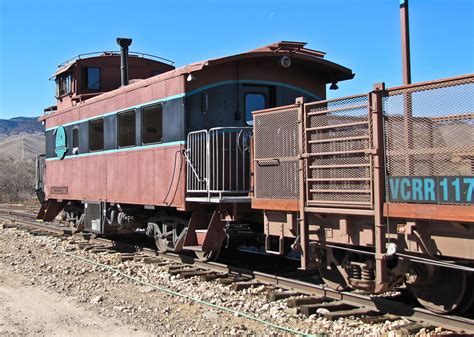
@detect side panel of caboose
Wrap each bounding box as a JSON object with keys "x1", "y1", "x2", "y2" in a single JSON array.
[
  {"x1": 184, "y1": 59, "x2": 327, "y2": 131},
  {"x1": 44, "y1": 75, "x2": 188, "y2": 209}
]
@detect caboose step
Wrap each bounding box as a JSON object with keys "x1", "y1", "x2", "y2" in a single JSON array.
[{"x1": 183, "y1": 245, "x2": 204, "y2": 252}]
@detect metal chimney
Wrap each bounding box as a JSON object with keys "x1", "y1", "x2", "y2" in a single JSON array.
[{"x1": 117, "y1": 37, "x2": 132, "y2": 86}]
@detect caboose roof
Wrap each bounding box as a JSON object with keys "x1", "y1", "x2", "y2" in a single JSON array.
[
  {"x1": 163, "y1": 40, "x2": 353, "y2": 81},
  {"x1": 42, "y1": 41, "x2": 354, "y2": 120}
]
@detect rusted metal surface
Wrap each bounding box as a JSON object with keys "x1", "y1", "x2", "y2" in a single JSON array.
[
  {"x1": 383, "y1": 75, "x2": 474, "y2": 208},
  {"x1": 303, "y1": 94, "x2": 373, "y2": 208},
  {"x1": 384, "y1": 202, "x2": 474, "y2": 222},
  {"x1": 252, "y1": 104, "x2": 300, "y2": 204},
  {"x1": 50, "y1": 53, "x2": 174, "y2": 111},
  {"x1": 297, "y1": 97, "x2": 309, "y2": 269},
  {"x1": 251, "y1": 198, "x2": 298, "y2": 211},
  {"x1": 370, "y1": 84, "x2": 388, "y2": 289},
  {"x1": 45, "y1": 144, "x2": 186, "y2": 209},
  {"x1": 43, "y1": 41, "x2": 353, "y2": 129},
  {"x1": 43, "y1": 74, "x2": 184, "y2": 128}
]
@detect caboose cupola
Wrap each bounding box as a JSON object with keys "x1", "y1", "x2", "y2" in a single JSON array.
[{"x1": 48, "y1": 44, "x2": 175, "y2": 112}]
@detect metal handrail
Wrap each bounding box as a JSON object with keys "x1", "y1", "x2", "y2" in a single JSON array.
[
  {"x1": 186, "y1": 127, "x2": 252, "y2": 197},
  {"x1": 56, "y1": 50, "x2": 174, "y2": 69}
]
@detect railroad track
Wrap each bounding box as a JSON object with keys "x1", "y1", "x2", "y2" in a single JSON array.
[{"x1": 0, "y1": 206, "x2": 473, "y2": 334}]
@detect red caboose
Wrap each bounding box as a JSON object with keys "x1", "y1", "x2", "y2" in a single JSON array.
[{"x1": 36, "y1": 39, "x2": 353, "y2": 261}]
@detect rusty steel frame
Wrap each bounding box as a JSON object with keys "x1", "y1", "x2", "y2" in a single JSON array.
[
  {"x1": 370, "y1": 83, "x2": 389, "y2": 288},
  {"x1": 251, "y1": 74, "x2": 472, "y2": 292},
  {"x1": 302, "y1": 95, "x2": 373, "y2": 209},
  {"x1": 297, "y1": 97, "x2": 309, "y2": 269}
]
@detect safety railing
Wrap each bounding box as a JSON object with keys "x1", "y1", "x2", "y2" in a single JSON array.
[
  {"x1": 304, "y1": 94, "x2": 373, "y2": 208},
  {"x1": 35, "y1": 154, "x2": 46, "y2": 191},
  {"x1": 186, "y1": 127, "x2": 252, "y2": 200},
  {"x1": 383, "y1": 75, "x2": 474, "y2": 205},
  {"x1": 35, "y1": 154, "x2": 46, "y2": 204}
]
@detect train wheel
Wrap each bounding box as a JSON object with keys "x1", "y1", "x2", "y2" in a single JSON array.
[
  {"x1": 318, "y1": 264, "x2": 350, "y2": 291},
  {"x1": 195, "y1": 246, "x2": 221, "y2": 262},
  {"x1": 315, "y1": 247, "x2": 349, "y2": 291},
  {"x1": 409, "y1": 267, "x2": 471, "y2": 314},
  {"x1": 458, "y1": 272, "x2": 474, "y2": 313},
  {"x1": 153, "y1": 217, "x2": 188, "y2": 254}
]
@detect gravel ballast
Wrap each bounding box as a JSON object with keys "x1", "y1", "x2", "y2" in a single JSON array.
[{"x1": 0, "y1": 223, "x2": 447, "y2": 336}]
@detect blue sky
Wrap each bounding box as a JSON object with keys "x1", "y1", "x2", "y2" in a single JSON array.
[{"x1": 0, "y1": 0, "x2": 472, "y2": 119}]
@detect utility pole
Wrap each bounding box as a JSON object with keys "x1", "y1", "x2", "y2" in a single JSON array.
[
  {"x1": 400, "y1": 0, "x2": 412, "y2": 85},
  {"x1": 21, "y1": 135, "x2": 24, "y2": 160},
  {"x1": 400, "y1": 0, "x2": 413, "y2": 174}
]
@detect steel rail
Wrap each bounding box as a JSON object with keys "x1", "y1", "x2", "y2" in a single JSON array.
[{"x1": 0, "y1": 210, "x2": 473, "y2": 334}]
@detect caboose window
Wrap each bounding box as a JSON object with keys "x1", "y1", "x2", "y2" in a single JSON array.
[
  {"x1": 89, "y1": 118, "x2": 104, "y2": 151},
  {"x1": 245, "y1": 93, "x2": 266, "y2": 125},
  {"x1": 142, "y1": 104, "x2": 163, "y2": 144},
  {"x1": 81, "y1": 67, "x2": 101, "y2": 90},
  {"x1": 72, "y1": 127, "x2": 79, "y2": 154},
  {"x1": 55, "y1": 73, "x2": 72, "y2": 97},
  {"x1": 118, "y1": 110, "x2": 136, "y2": 147}
]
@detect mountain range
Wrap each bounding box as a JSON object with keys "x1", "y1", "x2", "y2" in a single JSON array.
[{"x1": 0, "y1": 116, "x2": 44, "y2": 135}]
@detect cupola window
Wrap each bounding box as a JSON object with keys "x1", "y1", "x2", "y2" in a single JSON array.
[{"x1": 81, "y1": 67, "x2": 101, "y2": 90}]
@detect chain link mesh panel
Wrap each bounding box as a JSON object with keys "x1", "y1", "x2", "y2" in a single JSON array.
[
  {"x1": 305, "y1": 95, "x2": 373, "y2": 208},
  {"x1": 384, "y1": 76, "x2": 474, "y2": 205},
  {"x1": 253, "y1": 106, "x2": 299, "y2": 199}
]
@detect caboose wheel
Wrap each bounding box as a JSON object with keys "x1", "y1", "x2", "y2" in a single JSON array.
[
  {"x1": 195, "y1": 246, "x2": 221, "y2": 262},
  {"x1": 152, "y1": 217, "x2": 188, "y2": 253},
  {"x1": 409, "y1": 267, "x2": 471, "y2": 314}
]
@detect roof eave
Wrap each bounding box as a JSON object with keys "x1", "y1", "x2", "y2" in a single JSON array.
[{"x1": 206, "y1": 52, "x2": 354, "y2": 83}]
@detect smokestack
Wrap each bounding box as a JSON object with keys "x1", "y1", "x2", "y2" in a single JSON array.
[{"x1": 117, "y1": 37, "x2": 132, "y2": 86}]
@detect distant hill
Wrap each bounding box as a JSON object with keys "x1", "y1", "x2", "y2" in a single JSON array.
[
  {"x1": 0, "y1": 133, "x2": 45, "y2": 161},
  {"x1": 0, "y1": 117, "x2": 44, "y2": 201},
  {"x1": 0, "y1": 116, "x2": 45, "y2": 161},
  {"x1": 0, "y1": 116, "x2": 43, "y2": 135}
]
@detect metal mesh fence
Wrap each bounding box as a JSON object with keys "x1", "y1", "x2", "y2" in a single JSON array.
[
  {"x1": 253, "y1": 106, "x2": 300, "y2": 199},
  {"x1": 305, "y1": 95, "x2": 373, "y2": 208},
  {"x1": 384, "y1": 76, "x2": 474, "y2": 205}
]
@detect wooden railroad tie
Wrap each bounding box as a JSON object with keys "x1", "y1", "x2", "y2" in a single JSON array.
[
  {"x1": 299, "y1": 300, "x2": 355, "y2": 316},
  {"x1": 168, "y1": 267, "x2": 200, "y2": 276},
  {"x1": 320, "y1": 307, "x2": 379, "y2": 320},
  {"x1": 218, "y1": 276, "x2": 250, "y2": 285},
  {"x1": 360, "y1": 314, "x2": 400, "y2": 324},
  {"x1": 199, "y1": 273, "x2": 228, "y2": 282},
  {"x1": 266, "y1": 290, "x2": 302, "y2": 302},
  {"x1": 134, "y1": 256, "x2": 161, "y2": 263},
  {"x1": 287, "y1": 296, "x2": 329, "y2": 308},
  {"x1": 119, "y1": 253, "x2": 143, "y2": 261},
  {"x1": 164, "y1": 264, "x2": 188, "y2": 272},
  {"x1": 90, "y1": 246, "x2": 116, "y2": 253},
  {"x1": 179, "y1": 270, "x2": 215, "y2": 279},
  {"x1": 231, "y1": 281, "x2": 262, "y2": 291}
]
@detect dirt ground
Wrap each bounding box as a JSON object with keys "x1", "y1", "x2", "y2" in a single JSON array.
[
  {"x1": 0, "y1": 225, "x2": 289, "y2": 336},
  {"x1": 0, "y1": 268, "x2": 153, "y2": 337}
]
